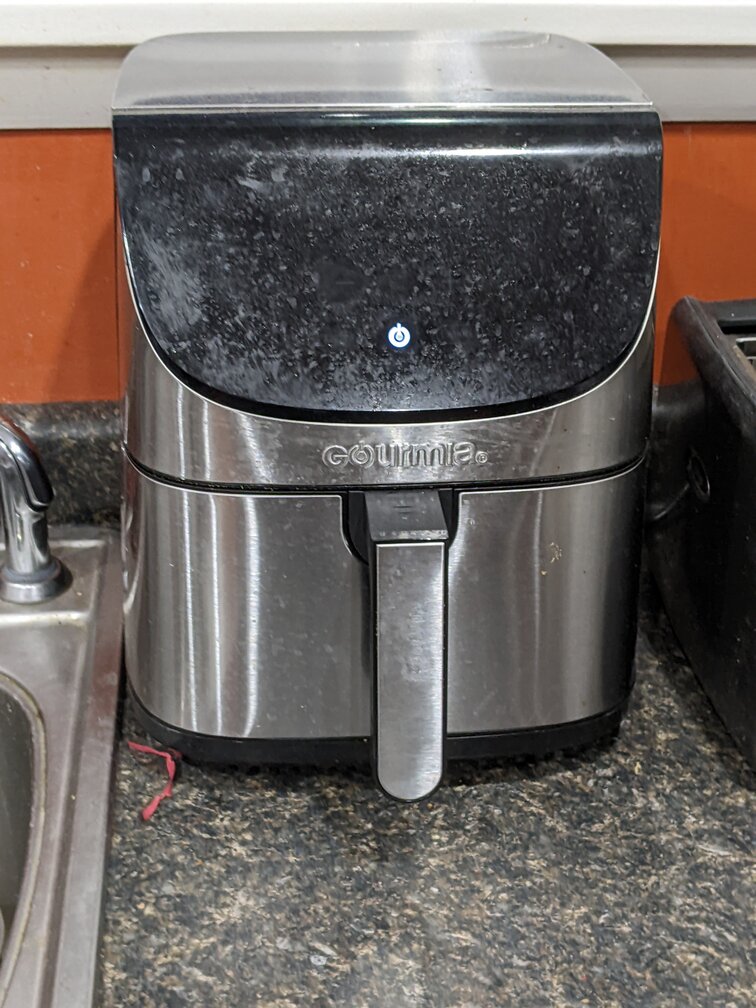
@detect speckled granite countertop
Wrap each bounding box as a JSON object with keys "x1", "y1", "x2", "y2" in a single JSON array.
[{"x1": 99, "y1": 584, "x2": 754, "y2": 1008}]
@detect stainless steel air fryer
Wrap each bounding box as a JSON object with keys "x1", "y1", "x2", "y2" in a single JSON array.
[{"x1": 114, "y1": 32, "x2": 662, "y2": 801}]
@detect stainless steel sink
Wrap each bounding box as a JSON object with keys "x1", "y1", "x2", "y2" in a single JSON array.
[
  {"x1": 0, "y1": 676, "x2": 41, "y2": 975},
  {"x1": 0, "y1": 529, "x2": 121, "y2": 1008}
]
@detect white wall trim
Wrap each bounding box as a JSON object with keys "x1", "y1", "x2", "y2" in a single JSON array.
[
  {"x1": 2, "y1": 5, "x2": 756, "y2": 127},
  {"x1": 3, "y1": 1, "x2": 756, "y2": 49}
]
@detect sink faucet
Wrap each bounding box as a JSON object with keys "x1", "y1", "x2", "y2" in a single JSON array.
[{"x1": 0, "y1": 414, "x2": 70, "y2": 603}]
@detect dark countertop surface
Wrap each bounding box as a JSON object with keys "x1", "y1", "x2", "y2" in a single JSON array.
[{"x1": 99, "y1": 584, "x2": 754, "y2": 1008}]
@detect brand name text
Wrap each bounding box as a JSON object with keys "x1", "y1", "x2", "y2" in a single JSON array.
[{"x1": 321, "y1": 441, "x2": 489, "y2": 469}]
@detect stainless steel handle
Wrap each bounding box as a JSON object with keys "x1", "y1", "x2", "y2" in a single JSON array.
[{"x1": 365, "y1": 491, "x2": 449, "y2": 802}]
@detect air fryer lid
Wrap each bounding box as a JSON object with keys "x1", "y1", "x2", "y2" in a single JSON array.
[{"x1": 114, "y1": 32, "x2": 661, "y2": 417}]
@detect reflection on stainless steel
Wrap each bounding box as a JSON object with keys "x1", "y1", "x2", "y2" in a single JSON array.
[
  {"x1": 124, "y1": 461, "x2": 642, "y2": 741},
  {"x1": 0, "y1": 415, "x2": 69, "y2": 604},
  {"x1": 124, "y1": 304, "x2": 653, "y2": 488},
  {"x1": 366, "y1": 491, "x2": 449, "y2": 801},
  {"x1": 124, "y1": 463, "x2": 370, "y2": 738},
  {"x1": 0, "y1": 530, "x2": 122, "y2": 1008},
  {"x1": 113, "y1": 32, "x2": 652, "y2": 114},
  {"x1": 0, "y1": 675, "x2": 40, "y2": 990},
  {"x1": 373, "y1": 542, "x2": 446, "y2": 801},
  {"x1": 448, "y1": 460, "x2": 645, "y2": 730}
]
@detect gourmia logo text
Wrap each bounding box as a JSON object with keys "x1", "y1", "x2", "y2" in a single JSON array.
[{"x1": 321, "y1": 441, "x2": 489, "y2": 469}]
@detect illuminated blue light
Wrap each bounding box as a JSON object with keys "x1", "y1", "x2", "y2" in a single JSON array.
[{"x1": 387, "y1": 322, "x2": 411, "y2": 349}]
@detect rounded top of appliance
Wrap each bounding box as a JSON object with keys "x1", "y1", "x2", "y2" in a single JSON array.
[{"x1": 112, "y1": 31, "x2": 653, "y2": 114}]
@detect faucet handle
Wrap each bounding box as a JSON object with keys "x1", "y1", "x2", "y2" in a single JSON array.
[
  {"x1": 0, "y1": 416, "x2": 54, "y2": 510},
  {"x1": 0, "y1": 412, "x2": 69, "y2": 604}
]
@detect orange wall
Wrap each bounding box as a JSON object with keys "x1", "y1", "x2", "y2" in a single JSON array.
[
  {"x1": 0, "y1": 130, "x2": 117, "y2": 403},
  {"x1": 657, "y1": 124, "x2": 756, "y2": 383},
  {"x1": 1, "y1": 124, "x2": 755, "y2": 403}
]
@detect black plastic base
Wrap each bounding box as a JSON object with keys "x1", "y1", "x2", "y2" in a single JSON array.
[{"x1": 129, "y1": 686, "x2": 629, "y2": 768}]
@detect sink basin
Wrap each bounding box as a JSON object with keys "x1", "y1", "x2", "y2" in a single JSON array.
[
  {"x1": 0, "y1": 677, "x2": 42, "y2": 976},
  {"x1": 0, "y1": 529, "x2": 121, "y2": 1008}
]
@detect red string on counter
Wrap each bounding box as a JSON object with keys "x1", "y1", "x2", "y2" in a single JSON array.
[{"x1": 127, "y1": 741, "x2": 182, "y2": 821}]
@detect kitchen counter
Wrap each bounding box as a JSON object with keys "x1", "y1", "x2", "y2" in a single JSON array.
[{"x1": 99, "y1": 581, "x2": 754, "y2": 1007}]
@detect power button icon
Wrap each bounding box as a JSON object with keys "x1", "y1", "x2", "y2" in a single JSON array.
[{"x1": 387, "y1": 322, "x2": 411, "y2": 349}]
